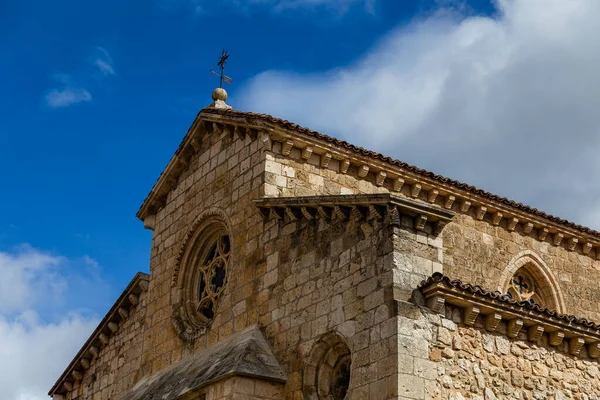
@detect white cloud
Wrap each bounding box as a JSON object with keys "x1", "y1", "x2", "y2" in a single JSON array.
[
  {"x1": 44, "y1": 47, "x2": 116, "y2": 108},
  {"x1": 0, "y1": 246, "x2": 102, "y2": 400},
  {"x1": 93, "y1": 47, "x2": 116, "y2": 76},
  {"x1": 237, "y1": 0, "x2": 600, "y2": 230},
  {"x1": 45, "y1": 86, "x2": 92, "y2": 108}
]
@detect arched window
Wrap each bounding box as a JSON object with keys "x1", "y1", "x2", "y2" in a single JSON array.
[
  {"x1": 303, "y1": 331, "x2": 352, "y2": 400},
  {"x1": 172, "y1": 212, "x2": 232, "y2": 342},
  {"x1": 499, "y1": 250, "x2": 566, "y2": 314}
]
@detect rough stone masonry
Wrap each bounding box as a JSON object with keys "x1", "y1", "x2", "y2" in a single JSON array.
[{"x1": 49, "y1": 90, "x2": 600, "y2": 400}]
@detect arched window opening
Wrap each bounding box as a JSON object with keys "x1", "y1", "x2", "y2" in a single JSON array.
[
  {"x1": 172, "y1": 212, "x2": 232, "y2": 342},
  {"x1": 303, "y1": 332, "x2": 352, "y2": 400},
  {"x1": 499, "y1": 251, "x2": 566, "y2": 314}
]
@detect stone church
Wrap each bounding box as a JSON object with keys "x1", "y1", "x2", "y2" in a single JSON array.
[{"x1": 49, "y1": 87, "x2": 600, "y2": 400}]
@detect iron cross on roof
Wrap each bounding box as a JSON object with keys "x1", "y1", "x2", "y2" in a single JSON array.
[{"x1": 210, "y1": 49, "x2": 232, "y2": 88}]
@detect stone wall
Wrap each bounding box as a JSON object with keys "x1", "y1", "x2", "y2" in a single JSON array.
[
  {"x1": 394, "y1": 300, "x2": 600, "y2": 400},
  {"x1": 263, "y1": 141, "x2": 600, "y2": 321},
  {"x1": 67, "y1": 291, "x2": 147, "y2": 400},
  {"x1": 140, "y1": 128, "x2": 266, "y2": 384},
  {"x1": 196, "y1": 377, "x2": 283, "y2": 400}
]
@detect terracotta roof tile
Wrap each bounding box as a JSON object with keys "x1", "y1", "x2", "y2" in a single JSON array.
[
  {"x1": 200, "y1": 107, "x2": 600, "y2": 240},
  {"x1": 419, "y1": 272, "x2": 600, "y2": 330}
]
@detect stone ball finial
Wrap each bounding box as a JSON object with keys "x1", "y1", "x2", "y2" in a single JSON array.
[{"x1": 212, "y1": 88, "x2": 228, "y2": 101}]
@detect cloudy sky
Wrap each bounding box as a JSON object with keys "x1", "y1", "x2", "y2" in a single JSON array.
[{"x1": 2, "y1": 0, "x2": 600, "y2": 398}]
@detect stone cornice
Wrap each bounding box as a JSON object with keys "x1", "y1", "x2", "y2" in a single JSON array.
[
  {"x1": 138, "y1": 108, "x2": 600, "y2": 260},
  {"x1": 48, "y1": 272, "x2": 149, "y2": 397},
  {"x1": 254, "y1": 193, "x2": 454, "y2": 235},
  {"x1": 419, "y1": 273, "x2": 600, "y2": 358}
]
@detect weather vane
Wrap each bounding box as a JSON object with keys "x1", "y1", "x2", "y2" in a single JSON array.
[{"x1": 210, "y1": 49, "x2": 232, "y2": 88}]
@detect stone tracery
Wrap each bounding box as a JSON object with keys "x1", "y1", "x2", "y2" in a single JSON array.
[
  {"x1": 499, "y1": 250, "x2": 566, "y2": 314},
  {"x1": 172, "y1": 212, "x2": 232, "y2": 342}
]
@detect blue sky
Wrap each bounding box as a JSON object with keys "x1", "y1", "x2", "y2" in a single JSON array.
[
  {"x1": 0, "y1": 0, "x2": 495, "y2": 314},
  {"x1": 5, "y1": 0, "x2": 600, "y2": 398}
]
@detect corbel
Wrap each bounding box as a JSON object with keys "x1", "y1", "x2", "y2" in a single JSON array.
[
  {"x1": 376, "y1": 171, "x2": 386, "y2": 186},
  {"x1": 108, "y1": 322, "x2": 119, "y2": 333},
  {"x1": 507, "y1": 217, "x2": 519, "y2": 232},
  {"x1": 523, "y1": 222, "x2": 534, "y2": 235},
  {"x1": 99, "y1": 333, "x2": 109, "y2": 346},
  {"x1": 177, "y1": 156, "x2": 189, "y2": 169},
  {"x1": 428, "y1": 189, "x2": 439, "y2": 204},
  {"x1": 386, "y1": 206, "x2": 401, "y2": 227},
  {"x1": 260, "y1": 131, "x2": 272, "y2": 151},
  {"x1": 281, "y1": 140, "x2": 294, "y2": 156},
  {"x1": 460, "y1": 200, "x2": 471, "y2": 213},
  {"x1": 475, "y1": 206, "x2": 487, "y2": 221},
  {"x1": 485, "y1": 313, "x2": 502, "y2": 332},
  {"x1": 222, "y1": 124, "x2": 233, "y2": 138},
  {"x1": 358, "y1": 164, "x2": 369, "y2": 178},
  {"x1": 393, "y1": 177, "x2": 405, "y2": 192},
  {"x1": 316, "y1": 206, "x2": 332, "y2": 220},
  {"x1": 583, "y1": 242, "x2": 593, "y2": 255},
  {"x1": 301, "y1": 207, "x2": 316, "y2": 220},
  {"x1": 333, "y1": 205, "x2": 349, "y2": 221},
  {"x1": 553, "y1": 232, "x2": 564, "y2": 246},
  {"x1": 118, "y1": 307, "x2": 129, "y2": 319},
  {"x1": 270, "y1": 207, "x2": 284, "y2": 220},
  {"x1": 320, "y1": 152, "x2": 332, "y2": 168},
  {"x1": 569, "y1": 337, "x2": 585, "y2": 356},
  {"x1": 538, "y1": 227, "x2": 549, "y2": 241},
  {"x1": 350, "y1": 206, "x2": 367, "y2": 222},
  {"x1": 234, "y1": 125, "x2": 245, "y2": 140},
  {"x1": 285, "y1": 207, "x2": 300, "y2": 222},
  {"x1": 567, "y1": 237, "x2": 578, "y2": 251},
  {"x1": 72, "y1": 370, "x2": 83, "y2": 381},
  {"x1": 81, "y1": 358, "x2": 90, "y2": 370},
  {"x1": 190, "y1": 136, "x2": 201, "y2": 152},
  {"x1": 63, "y1": 382, "x2": 73, "y2": 392},
  {"x1": 433, "y1": 220, "x2": 448, "y2": 236},
  {"x1": 139, "y1": 280, "x2": 149, "y2": 291},
  {"x1": 367, "y1": 205, "x2": 383, "y2": 221},
  {"x1": 444, "y1": 196, "x2": 455, "y2": 210},
  {"x1": 247, "y1": 128, "x2": 259, "y2": 140},
  {"x1": 588, "y1": 342, "x2": 600, "y2": 358},
  {"x1": 507, "y1": 319, "x2": 523, "y2": 338},
  {"x1": 143, "y1": 214, "x2": 157, "y2": 231},
  {"x1": 411, "y1": 183, "x2": 422, "y2": 198},
  {"x1": 548, "y1": 331, "x2": 564, "y2": 347},
  {"x1": 211, "y1": 122, "x2": 221, "y2": 135},
  {"x1": 492, "y1": 212, "x2": 503, "y2": 226},
  {"x1": 427, "y1": 295, "x2": 445, "y2": 314},
  {"x1": 527, "y1": 325, "x2": 545, "y2": 342},
  {"x1": 463, "y1": 305, "x2": 480, "y2": 326},
  {"x1": 414, "y1": 214, "x2": 428, "y2": 231},
  {"x1": 89, "y1": 346, "x2": 99, "y2": 358},
  {"x1": 301, "y1": 146, "x2": 313, "y2": 160},
  {"x1": 128, "y1": 294, "x2": 139, "y2": 306},
  {"x1": 340, "y1": 159, "x2": 350, "y2": 174}
]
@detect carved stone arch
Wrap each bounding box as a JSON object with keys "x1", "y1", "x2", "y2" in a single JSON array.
[
  {"x1": 498, "y1": 250, "x2": 566, "y2": 314},
  {"x1": 303, "y1": 331, "x2": 352, "y2": 400},
  {"x1": 171, "y1": 208, "x2": 233, "y2": 342}
]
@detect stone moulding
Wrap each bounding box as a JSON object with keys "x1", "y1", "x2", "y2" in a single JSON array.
[
  {"x1": 48, "y1": 272, "x2": 149, "y2": 398},
  {"x1": 137, "y1": 107, "x2": 600, "y2": 260},
  {"x1": 419, "y1": 273, "x2": 600, "y2": 358},
  {"x1": 254, "y1": 193, "x2": 455, "y2": 235}
]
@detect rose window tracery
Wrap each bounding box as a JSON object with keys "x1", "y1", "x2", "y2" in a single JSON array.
[
  {"x1": 196, "y1": 234, "x2": 230, "y2": 321},
  {"x1": 505, "y1": 267, "x2": 544, "y2": 306},
  {"x1": 172, "y1": 214, "x2": 232, "y2": 342}
]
